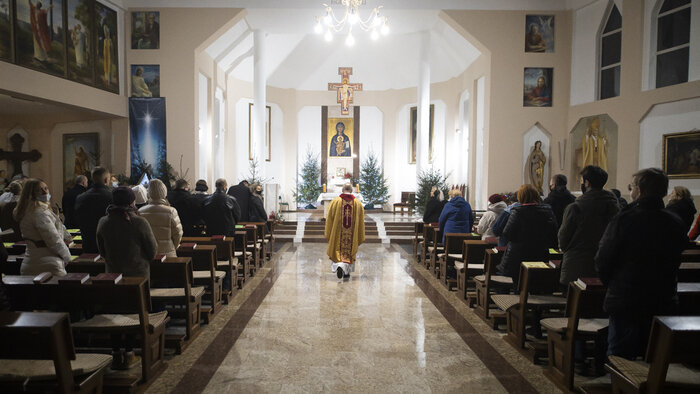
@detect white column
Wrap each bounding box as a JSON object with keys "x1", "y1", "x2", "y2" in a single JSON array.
[
  {"x1": 416, "y1": 31, "x2": 431, "y2": 175},
  {"x1": 253, "y1": 29, "x2": 266, "y2": 179}
]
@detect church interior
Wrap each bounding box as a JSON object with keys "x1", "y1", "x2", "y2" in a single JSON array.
[{"x1": 1, "y1": 0, "x2": 700, "y2": 392}]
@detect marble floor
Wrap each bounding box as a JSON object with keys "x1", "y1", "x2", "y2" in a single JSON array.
[{"x1": 148, "y1": 243, "x2": 561, "y2": 393}]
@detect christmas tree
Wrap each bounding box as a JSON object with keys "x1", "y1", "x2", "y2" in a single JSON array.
[
  {"x1": 246, "y1": 155, "x2": 268, "y2": 186},
  {"x1": 411, "y1": 167, "x2": 450, "y2": 215},
  {"x1": 359, "y1": 152, "x2": 390, "y2": 208},
  {"x1": 294, "y1": 148, "x2": 322, "y2": 207}
]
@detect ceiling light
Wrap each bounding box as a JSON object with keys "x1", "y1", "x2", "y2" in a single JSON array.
[
  {"x1": 380, "y1": 23, "x2": 389, "y2": 35},
  {"x1": 371, "y1": 29, "x2": 379, "y2": 40},
  {"x1": 324, "y1": 29, "x2": 333, "y2": 42},
  {"x1": 315, "y1": 1, "x2": 388, "y2": 42},
  {"x1": 345, "y1": 32, "x2": 355, "y2": 47},
  {"x1": 314, "y1": 20, "x2": 323, "y2": 34}
]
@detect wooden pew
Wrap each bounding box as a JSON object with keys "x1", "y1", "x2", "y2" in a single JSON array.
[
  {"x1": 2, "y1": 276, "x2": 168, "y2": 385},
  {"x1": 237, "y1": 224, "x2": 261, "y2": 270},
  {"x1": 678, "y1": 282, "x2": 700, "y2": 315},
  {"x1": 150, "y1": 257, "x2": 204, "y2": 354},
  {"x1": 606, "y1": 316, "x2": 700, "y2": 393},
  {"x1": 182, "y1": 236, "x2": 238, "y2": 297},
  {"x1": 265, "y1": 220, "x2": 276, "y2": 260},
  {"x1": 427, "y1": 226, "x2": 443, "y2": 272},
  {"x1": 491, "y1": 262, "x2": 566, "y2": 361},
  {"x1": 437, "y1": 233, "x2": 478, "y2": 285},
  {"x1": 457, "y1": 239, "x2": 497, "y2": 306},
  {"x1": 413, "y1": 222, "x2": 424, "y2": 260},
  {"x1": 541, "y1": 281, "x2": 608, "y2": 392},
  {"x1": 248, "y1": 222, "x2": 268, "y2": 264},
  {"x1": 0, "y1": 311, "x2": 112, "y2": 394},
  {"x1": 678, "y1": 262, "x2": 700, "y2": 282},
  {"x1": 233, "y1": 230, "x2": 253, "y2": 278},
  {"x1": 177, "y1": 245, "x2": 223, "y2": 323},
  {"x1": 474, "y1": 247, "x2": 512, "y2": 327},
  {"x1": 681, "y1": 248, "x2": 700, "y2": 262},
  {"x1": 418, "y1": 224, "x2": 434, "y2": 268}
]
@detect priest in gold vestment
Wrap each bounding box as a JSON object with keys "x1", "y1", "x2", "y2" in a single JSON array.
[{"x1": 325, "y1": 183, "x2": 365, "y2": 278}]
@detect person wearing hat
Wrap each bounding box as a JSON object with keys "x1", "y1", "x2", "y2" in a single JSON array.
[
  {"x1": 477, "y1": 194, "x2": 507, "y2": 240},
  {"x1": 139, "y1": 179, "x2": 183, "y2": 257},
  {"x1": 131, "y1": 184, "x2": 148, "y2": 209},
  {"x1": 96, "y1": 186, "x2": 157, "y2": 279},
  {"x1": 422, "y1": 187, "x2": 445, "y2": 224}
]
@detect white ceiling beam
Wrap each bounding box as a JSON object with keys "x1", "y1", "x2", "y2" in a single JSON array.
[
  {"x1": 225, "y1": 47, "x2": 254, "y2": 74},
  {"x1": 215, "y1": 29, "x2": 252, "y2": 63}
]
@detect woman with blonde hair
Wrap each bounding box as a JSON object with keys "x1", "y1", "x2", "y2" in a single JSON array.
[
  {"x1": 138, "y1": 179, "x2": 183, "y2": 257},
  {"x1": 666, "y1": 185, "x2": 696, "y2": 232},
  {"x1": 14, "y1": 178, "x2": 72, "y2": 276}
]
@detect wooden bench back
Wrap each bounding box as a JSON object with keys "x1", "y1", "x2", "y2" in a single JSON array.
[
  {"x1": 463, "y1": 240, "x2": 496, "y2": 265},
  {"x1": 400, "y1": 192, "x2": 414, "y2": 204},
  {"x1": 150, "y1": 258, "x2": 193, "y2": 291},
  {"x1": 182, "y1": 237, "x2": 234, "y2": 261},
  {"x1": 565, "y1": 282, "x2": 607, "y2": 320},
  {"x1": 414, "y1": 222, "x2": 424, "y2": 236},
  {"x1": 443, "y1": 233, "x2": 476, "y2": 254},
  {"x1": 66, "y1": 262, "x2": 106, "y2": 276},
  {"x1": 178, "y1": 245, "x2": 217, "y2": 274},
  {"x1": 484, "y1": 247, "x2": 504, "y2": 280},
  {"x1": 644, "y1": 316, "x2": 700, "y2": 393},
  {"x1": 518, "y1": 263, "x2": 559, "y2": 296}
]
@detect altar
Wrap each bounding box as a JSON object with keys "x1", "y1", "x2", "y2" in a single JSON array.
[{"x1": 316, "y1": 192, "x2": 364, "y2": 218}]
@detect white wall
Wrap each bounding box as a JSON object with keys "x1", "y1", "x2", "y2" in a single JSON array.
[
  {"x1": 640, "y1": 97, "x2": 700, "y2": 193},
  {"x1": 296, "y1": 106, "x2": 322, "y2": 206},
  {"x1": 359, "y1": 106, "x2": 383, "y2": 167},
  {"x1": 474, "y1": 76, "x2": 486, "y2": 210}
]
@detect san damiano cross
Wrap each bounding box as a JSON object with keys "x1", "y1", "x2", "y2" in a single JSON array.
[{"x1": 328, "y1": 67, "x2": 362, "y2": 115}]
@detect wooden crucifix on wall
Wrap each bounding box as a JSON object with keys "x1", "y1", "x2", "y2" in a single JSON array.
[
  {"x1": 0, "y1": 134, "x2": 42, "y2": 177},
  {"x1": 328, "y1": 67, "x2": 363, "y2": 115}
]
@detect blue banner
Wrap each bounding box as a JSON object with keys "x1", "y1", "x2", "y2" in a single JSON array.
[{"x1": 129, "y1": 97, "x2": 166, "y2": 183}]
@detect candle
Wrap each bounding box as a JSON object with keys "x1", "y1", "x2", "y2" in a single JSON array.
[
  {"x1": 356, "y1": 184, "x2": 359, "y2": 193},
  {"x1": 323, "y1": 184, "x2": 327, "y2": 193}
]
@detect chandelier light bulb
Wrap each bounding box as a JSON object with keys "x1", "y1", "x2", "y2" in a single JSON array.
[
  {"x1": 324, "y1": 29, "x2": 333, "y2": 42},
  {"x1": 380, "y1": 23, "x2": 389, "y2": 35},
  {"x1": 345, "y1": 32, "x2": 355, "y2": 46},
  {"x1": 323, "y1": 12, "x2": 332, "y2": 26},
  {"x1": 314, "y1": 21, "x2": 323, "y2": 34},
  {"x1": 348, "y1": 10, "x2": 358, "y2": 25},
  {"x1": 373, "y1": 15, "x2": 382, "y2": 27},
  {"x1": 371, "y1": 29, "x2": 379, "y2": 40}
]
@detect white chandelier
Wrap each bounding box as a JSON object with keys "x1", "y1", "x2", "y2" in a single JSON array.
[{"x1": 314, "y1": 0, "x2": 389, "y2": 46}]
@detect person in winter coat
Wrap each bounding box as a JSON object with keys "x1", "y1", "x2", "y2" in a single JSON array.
[
  {"x1": 477, "y1": 194, "x2": 507, "y2": 239},
  {"x1": 249, "y1": 183, "x2": 268, "y2": 222},
  {"x1": 543, "y1": 174, "x2": 575, "y2": 230},
  {"x1": 138, "y1": 179, "x2": 183, "y2": 257},
  {"x1": 14, "y1": 179, "x2": 72, "y2": 276},
  {"x1": 131, "y1": 184, "x2": 148, "y2": 209},
  {"x1": 423, "y1": 187, "x2": 445, "y2": 224},
  {"x1": 595, "y1": 168, "x2": 688, "y2": 359},
  {"x1": 74, "y1": 167, "x2": 112, "y2": 253},
  {"x1": 611, "y1": 189, "x2": 628, "y2": 210},
  {"x1": 62, "y1": 175, "x2": 87, "y2": 229},
  {"x1": 203, "y1": 179, "x2": 241, "y2": 237},
  {"x1": 438, "y1": 189, "x2": 473, "y2": 244},
  {"x1": 497, "y1": 184, "x2": 558, "y2": 284},
  {"x1": 97, "y1": 187, "x2": 158, "y2": 279},
  {"x1": 492, "y1": 194, "x2": 520, "y2": 247},
  {"x1": 227, "y1": 180, "x2": 251, "y2": 222},
  {"x1": 665, "y1": 185, "x2": 696, "y2": 232},
  {"x1": 168, "y1": 179, "x2": 203, "y2": 237},
  {"x1": 558, "y1": 166, "x2": 619, "y2": 288}
]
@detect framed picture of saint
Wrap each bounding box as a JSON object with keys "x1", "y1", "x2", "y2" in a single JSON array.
[
  {"x1": 525, "y1": 15, "x2": 554, "y2": 53},
  {"x1": 524, "y1": 67, "x2": 553, "y2": 107},
  {"x1": 409, "y1": 104, "x2": 434, "y2": 164},
  {"x1": 14, "y1": 0, "x2": 67, "y2": 77},
  {"x1": 67, "y1": 0, "x2": 93, "y2": 85},
  {"x1": 328, "y1": 117, "x2": 354, "y2": 158},
  {"x1": 95, "y1": 1, "x2": 118, "y2": 93},
  {"x1": 131, "y1": 11, "x2": 159, "y2": 49},
  {"x1": 63, "y1": 133, "x2": 99, "y2": 191},
  {"x1": 131, "y1": 64, "x2": 159, "y2": 97},
  {"x1": 663, "y1": 131, "x2": 700, "y2": 179},
  {"x1": 0, "y1": 0, "x2": 12, "y2": 62}
]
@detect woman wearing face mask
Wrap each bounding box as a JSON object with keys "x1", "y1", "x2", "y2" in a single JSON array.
[
  {"x1": 14, "y1": 179, "x2": 72, "y2": 276},
  {"x1": 249, "y1": 183, "x2": 269, "y2": 230}
]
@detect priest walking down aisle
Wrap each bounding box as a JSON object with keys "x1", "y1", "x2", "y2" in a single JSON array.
[{"x1": 325, "y1": 183, "x2": 365, "y2": 279}]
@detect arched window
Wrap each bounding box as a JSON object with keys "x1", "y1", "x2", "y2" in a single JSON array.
[
  {"x1": 655, "y1": 0, "x2": 691, "y2": 88},
  {"x1": 599, "y1": 4, "x2": 622, "y2": 99}
]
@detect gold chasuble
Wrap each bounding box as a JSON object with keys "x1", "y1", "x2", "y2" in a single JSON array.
[{"x1": 324, "y1": 194, "x2": 365, "y2": 263}]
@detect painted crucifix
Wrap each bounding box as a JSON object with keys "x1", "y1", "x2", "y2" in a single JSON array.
[
  {"x1": 328, "y1": 67, "x2": 362, "y2": 115},
  {"x1": 0, "y1": 134, "x2": 42, "y2": 177}
]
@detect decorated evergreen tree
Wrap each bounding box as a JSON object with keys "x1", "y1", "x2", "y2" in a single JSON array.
[
  {"x1": 411, "y1": 167, "x2": 450, "y2": 215},
  {"x1": 359, "y1": 152, "x2": 390, "y2": 208},
  {"x1": 246, "y1": 155, "x2": 268, "y2": 186},
  {"x1": 293, "y1": 148, "x2": 322, "y2": 207}
]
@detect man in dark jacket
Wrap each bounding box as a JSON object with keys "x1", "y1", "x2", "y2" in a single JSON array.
[
  {"x1": 227, "y1": 180, "x2": 251, "y2": 222},
  {"x1": 168, "y1": 179, "x2": 203, "y2": 236},
  {"x1": 558, "y1": 166, "x2": 619, "y2": 289},
  {"x1": 595, "y1": 168, "x2": 688, "y2": 359},
  {"x1": 74, "y1": 167, "x2": 113, "y2": 253},
  {"x1": 423, "y1": 188, "x2": 445, "y2": 224},
  {"x1": 62, "y1": 175, "x2": 87, "y2": 229},
  {"x1": 543, "y1": 174, "x2": 575, "y2": 229},
  {"x1": 203, "y1": 179, "x2": 241, "y2": 236}
]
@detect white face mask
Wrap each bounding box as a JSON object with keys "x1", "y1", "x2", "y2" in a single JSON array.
[
  {"x1": 37, "y1": 194, "x2": 50, "y2": 203},
  {"x1": 112, "y1": 182, "x2": 119, "y2": 188}
]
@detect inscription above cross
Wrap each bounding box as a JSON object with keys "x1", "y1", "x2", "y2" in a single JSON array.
[
  {"x1": 0, "y1": 134, "x2": 42, "y2": 177},
  {"x1": 328, "y1": 67, "x2": 363, "y2": 116}
]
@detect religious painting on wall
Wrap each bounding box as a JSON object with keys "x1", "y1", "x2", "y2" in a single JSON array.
[
  {"x1": 569, "y1": 114, "x2": 618, "y2": 188},
  {"x1": 523, "y1": 67, "x2": 553, "y2": 107},
  {"x1": 95, "y1": 1, "x2": 118, "y2": 93},
  {"x1": 0, "y1": 0, "x2": 11, "y2": 62},
  {"x1": 129, "y1": 98, "x2": 166, "y2": 182},
  {"x1": 525, "y1": 15, "x2": 554, "y2": 52},
  {"x1": 14, "y1": 0, "x2": 66, "y2": 77},
  {"x1": 66, "y1": 0, "x2": 92, "y2": 85},
  {"x1": 248, "y1": 103, "x2": 271, "y2": 161},
  {"x1": 131, "y1": 64, "x2": 159, "y2": 97},
  {"x1": 131, "y1": 11, "x2": 159, "y2": 49},
  {"x1": 63, "y1": 133, "x2": 98, "y2": 191},
  {"x1": 663, "y1": 131, "x2": 700, "y2": 179},
  {"x1": 328, "y1": 117, "x2": 354, "y2": 158},
  {"x1": 409, "y1": 104, "x2": 434, "y2": 164}
]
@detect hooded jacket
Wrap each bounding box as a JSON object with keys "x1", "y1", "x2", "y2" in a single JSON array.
[
  {"x1": 497, "y1": 204, "x2": 558, "y2": 281},
  {"x1": 19, "y1": 203, "x2": 72, "y2": 276},
  {"x1": 74, "y1": 184, "x2": 112, "y2": 253},
  {"x1": 438, "y1": 196, "x2": 473, "y2": 243},
  {"x1": 477, "y1": 201, "x2": 507, "y2": 239},
  {"x1": 558, "y1": 189, "x2": 619, "y2": 285},
  {"x1": 665, "y1": 198, "x2": 697, "y2": 233},
  {"x1": 423, "y1": 196, "x2": 445, "y2": 224},
  {"x1": 543, "y1": 187, "x2": 576, "y2": 229},
  {"x1": 97, "y1": 207, "x2": 158, "y2": 279},
  {"x1": 138, "y1": 180, "x2": 183, "y2": 257},
  {"x1": 227, "y1": 182, "x2": 251, "y2": 222}
]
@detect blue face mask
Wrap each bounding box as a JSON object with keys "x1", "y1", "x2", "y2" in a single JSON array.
[{"x1": 37, "y1": 194, "x2": 51, "y2": 203}]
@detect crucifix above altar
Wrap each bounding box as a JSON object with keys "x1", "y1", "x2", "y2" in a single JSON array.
[{"x1": 328, "y1": 67, "x2": 362, "y2": 115}]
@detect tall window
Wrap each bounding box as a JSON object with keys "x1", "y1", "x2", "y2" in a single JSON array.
[
  {"x1": 655, "y1": 0, "x2": 691, "y2": 88},
  {"x1": 599, "y1": 4, "x2": 621, "y2": 99}
]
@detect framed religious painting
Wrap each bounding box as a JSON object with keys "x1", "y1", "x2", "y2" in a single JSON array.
[
  {"x1": 131, "y1": 11, "x2": 159, "y2": 49},
  {"x1": 409, "y1": 104, "x2": 434, "y2": 164},
  {"x1": 94, "y1": 1, "x2": 118, "y2": 93},
  {"x1": 14, "y1": 0, "x2": 67, "y2": 77},
  {"x1": 663, "y1": 130, "x2": 700, "y2": 179},
  {"x1": 66, "y1": 0, "x2": 93, "y2": 85},
  {"x1": 131, "y1": 64, "x2": 159, "y2": 97},
  {"x1": 328, "y1": 117, "x2": 353, "y2": 158},
  {"x1": 248, "y1": 103, "x2": 271, "y2": 161},
  {"x1": 524, "y1": 67, "x2": 553, "y2": 107},
  {"x1": 63, "y1": 133, "x2": 99, "y2": 191},
  {"x1": 0, "y1": 0, "x2": 11, "y2": 62},
  {"x1": 525, "y1": 15, "x2": 554, "y2": 52}
]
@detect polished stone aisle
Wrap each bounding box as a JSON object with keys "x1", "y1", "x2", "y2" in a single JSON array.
[{"x1": 201, "y1": 243, "x2": 508, "y2": 393}]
